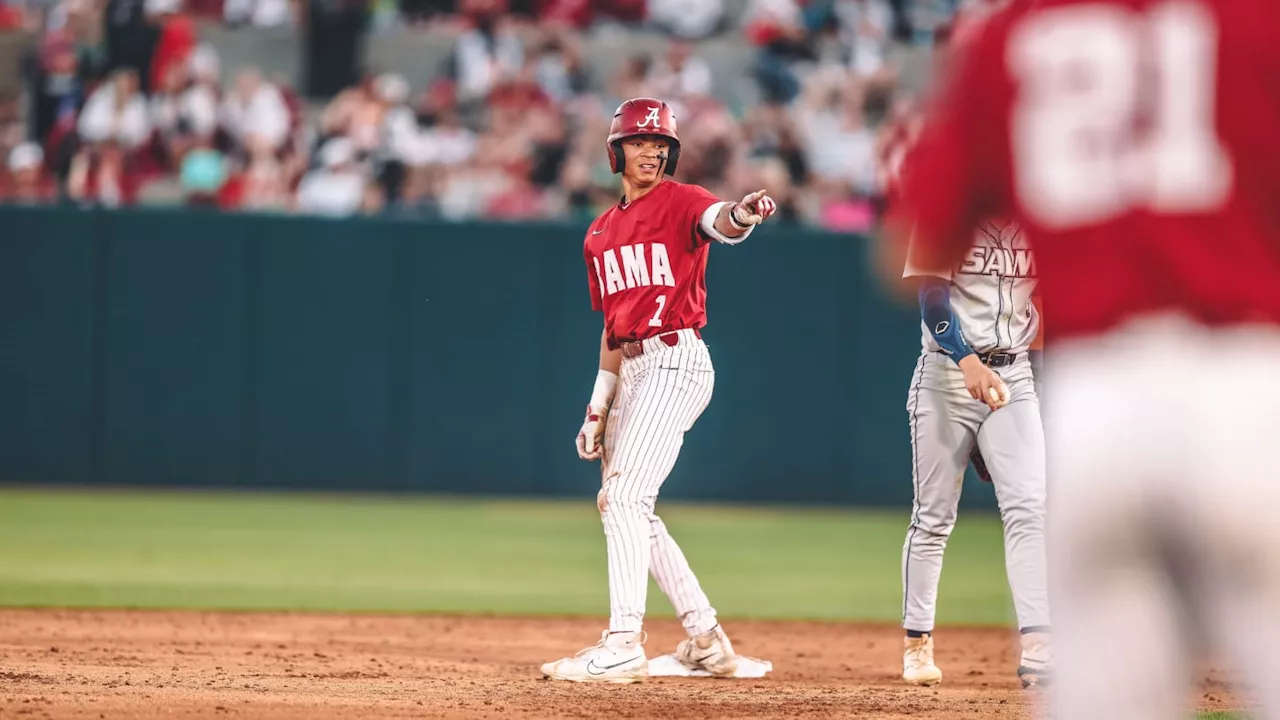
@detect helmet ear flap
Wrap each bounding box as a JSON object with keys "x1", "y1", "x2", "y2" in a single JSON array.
[
  {"x1": 664, "y1": 143, "x2": 680, "y2": 176},
  {"x1": 610, "y1": 141, "x2": 625, "y2": 174}
]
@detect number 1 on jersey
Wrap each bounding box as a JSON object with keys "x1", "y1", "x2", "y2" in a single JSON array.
[{"x1": 649, "y1": 295, "x2": 667, "y2": 327}]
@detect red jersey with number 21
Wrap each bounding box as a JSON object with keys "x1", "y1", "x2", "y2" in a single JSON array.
[
  {"x1": 585, "y1": 180, "x2": 722, "y2": 349},
  {"x1": 897, "y1": 0, "x2": 1280, "y2": 342}
]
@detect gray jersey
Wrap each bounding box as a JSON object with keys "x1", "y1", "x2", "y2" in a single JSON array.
[{"x1": 904, "y1": 220, "x2": 1039, "y2": 355}]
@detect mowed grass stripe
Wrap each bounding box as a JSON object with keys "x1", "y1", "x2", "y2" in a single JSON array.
[{"x1": 0, "y1": 488, "x2": 1015, "y2": 624}]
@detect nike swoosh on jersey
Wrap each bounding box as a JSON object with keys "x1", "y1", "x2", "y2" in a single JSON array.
[{"x1": 592, "y1": 229, "x2": 606, "y2": 235}]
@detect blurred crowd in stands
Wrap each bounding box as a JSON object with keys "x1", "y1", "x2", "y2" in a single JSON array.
[{"x1": 0, "y1": 0, "x2": 973, "y2": 230}]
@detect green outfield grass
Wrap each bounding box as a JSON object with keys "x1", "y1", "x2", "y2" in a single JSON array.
[{"x1": 0, "y1": 488, "x2": 1017, "y2": 624}]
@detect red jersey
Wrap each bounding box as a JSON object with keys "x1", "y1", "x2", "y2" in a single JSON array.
[
  {"x1": 895, "y1": 0, "x2": 1280, "y2": 342},
  {"x1": 584, "y1": 180, "x2": 723, "y2": 349}
]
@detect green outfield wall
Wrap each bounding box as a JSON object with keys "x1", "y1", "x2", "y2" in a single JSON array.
[{"x1": 0, "y1": 207, "x2": 999, "y2": 508}]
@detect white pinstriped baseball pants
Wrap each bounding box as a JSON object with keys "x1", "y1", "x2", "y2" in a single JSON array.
[{"x1": 599, "y1": 328, "x2": 720, "y2": 636}]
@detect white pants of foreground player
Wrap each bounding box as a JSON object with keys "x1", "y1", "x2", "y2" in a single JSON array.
[
  {"x1": 1045, "y1": 313, "x2": 1280, "y2": 720},
  {"x1": 599, "y1": 328, "x2": 720, "y2": 636}
]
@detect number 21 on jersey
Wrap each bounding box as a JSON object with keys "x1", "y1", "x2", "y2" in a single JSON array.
[{"x1": 1009, "y1": 0, "x2": 1233, "y2": 229}]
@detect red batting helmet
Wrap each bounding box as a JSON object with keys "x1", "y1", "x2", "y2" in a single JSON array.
[{"x1": 606, "y1": 98, "x2": 680, "y2": 176}]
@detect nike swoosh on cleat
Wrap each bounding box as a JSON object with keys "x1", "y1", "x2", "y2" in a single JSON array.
[{"x1": 586, "y1": 656, "x2": 642, "y2": 675}]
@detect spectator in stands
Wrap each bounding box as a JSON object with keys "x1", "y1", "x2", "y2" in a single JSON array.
[
  {"x1": 146, "y1": 0, "x2": 195, "y2": 94},
  {"x1": 147, "y1": 47, "x2": 201, "y2": 171},
  {"x1": 672, "y1": 98, "x2": 735, "y2": 191},
  {"x1": 103, "y1": 0, "x2": 160, "y2": 92},
  {"x1": 748, "y1": 155, "x2": 799, "y2": 222},
  {"x1": 450, "y1": 0, "x2": 523, "y2": 107},
  {"x1": 66, "y1": 0, "x2": 107, "y2": 44},
  {"x1": 436, "y1": 132, "x2": 512, "y2": 220},
  {"x1": 182, "y1": 44, "x2": 221, "y2": 141},
  {"x1": 187, "y1": 42, "x2": 218, "y2": 87},
  {"x1": 645, "y1": 39, "x2": 711, "y2": 106},
  {"x1": 1, "y1": 142, "x2": 57, "y2": 204},
  {"x1": 741, "y1": 102, "x2": 806, "y2": 205},
  {"x1": 372, "y1": 73, "x2": 417, "y2": 158},
  {"x1": 24, "y1": 30, "x2": 85, "y2": 152},
  {"x1": 295, "y1": 136, "x2": 380, "y2": 216},
  {"x1": 0, "y1": 0, "x2": 28, "y2": 28},
  {"x1": 528, "y1": 27, "x2": 586, "y2": 104},
  {"x1": 222, "y1": 0, "x2": 293, "y2": 27},
  {"x1": 78, "y1": 67, "x2": 151, "y2": 150},
  {"x1": 66, "y1": 140, "x2": 135, "y2": 206},
  {"x1": 390, "y1": 163, "x2": 437, "y2": 216},
  {"x1": 224, "y1": 136, "x2": 291, "y2": 210},
  {"x1": 487, "y1": 59, "x2": 549, "y2": 113},
  {"x1": 833, "y1": 0, "x2": 897, "y2": 91},
  {"x1": 220, "y1": 67, "x2": 290, "y2": 156},
  {"x1": 794, "y1": 69, "x2": 876, "y2": 187},
  {"x1": 398, "y1": 0, "x2": 454, "y2": 26},
  {"x1": 320, "y1": 73, "x2": 371, "y2": 139},
  {"x1": 368, "y1": 72, "x2": 422, "y2": 204},
  {"x1": 320, "y1": 72, "x2": 409, "y2": 160},
  {"x1": 534, "y1": 0, "x2": 645, "y2": 29},
  {"x1": 745, "y1": 0, "x2": 818, "y2": 104},
  {"x1": 907, "y1": 0, "x2": 961, "y2": 43},
  {"x1": 524, "y1": 103, "x2": 565, "y2": 189},
  {"x1": 646, "y1": 0, "x2": 723, "y2": 39},
  {"x1": 484, "y1": 155, "x2": 542, "y2": 219},
  {"x1": 552, "y1": 151, "x2": 592, "y2": 220},
  {"x1": 0, "y1": 95, "x2": 23, "y2": 166},
  {"x1": 608, "y1": 53, "x2": 652, "y2": 106},
  {"x1": 792, "y1": 68, "x2": 877, "y2": 230},
  {"x1": 177, "y1": 142, "x2": 226, "y2": 206},
  {"x1": 418, "y1": 105, "x2": 475, "y2": 167}
]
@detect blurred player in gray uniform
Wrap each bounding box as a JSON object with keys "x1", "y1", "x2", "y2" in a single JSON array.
[{"x1": 900, "y1": 218, "x2": 1051, "y2": 688}]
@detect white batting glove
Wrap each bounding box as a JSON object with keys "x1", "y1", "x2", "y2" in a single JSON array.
[
  {"x1": 731, "y1": 189, "x2": 779, "y2": 227},
  {"x1": 575, "y1": 370, "x2": 617, "y2": 462},
  {"x1": 576, "y1": 405, "x2": 607, "y2": 461}
]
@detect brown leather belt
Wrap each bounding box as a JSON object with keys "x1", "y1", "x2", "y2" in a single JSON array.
[{"x1": 619, "y1": 328, "x2": 702, "y2": 359}]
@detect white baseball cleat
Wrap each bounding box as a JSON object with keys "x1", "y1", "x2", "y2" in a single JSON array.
[
  {"x1": 902, "y1": 634, "x2": 944, "y2": 686},
  {"x1": 541, "y1": 630, "x2": 648, "y2": 684},
  {"x1": 675, "y1": 625, "x2": 741, "y2": 677},
  {"x1": 1017, "y1": 632, "x2": 1052, "y2": 688}
]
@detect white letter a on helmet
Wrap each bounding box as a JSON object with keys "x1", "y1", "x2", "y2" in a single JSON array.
[{"x1": 638, "y1": 106, "x2": 662, "y2": 129}]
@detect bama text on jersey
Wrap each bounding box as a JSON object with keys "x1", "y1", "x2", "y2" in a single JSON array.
[{"x1": 592, "y1": 242, "x2": 678, "y2": 297}]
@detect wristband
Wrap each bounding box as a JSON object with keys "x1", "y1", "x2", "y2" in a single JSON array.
[
  {"x1": 729, "y1": 202, "x2": 751, "y2": 230},
  {"x1": 589, "y1": 370, "x2": 618, "y2": 410}
]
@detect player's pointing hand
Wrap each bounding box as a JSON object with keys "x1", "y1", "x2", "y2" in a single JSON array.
[{"x1": 731, "y1": 189, "x2": 778, "y2": 227}]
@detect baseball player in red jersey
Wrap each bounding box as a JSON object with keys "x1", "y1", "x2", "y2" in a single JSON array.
[
  {"x1": 540, "y1": 98, "x2": 777, "y2": 683},
  {"x1": 885, "y1": 0, "x2": 1280, "y2": 717}
]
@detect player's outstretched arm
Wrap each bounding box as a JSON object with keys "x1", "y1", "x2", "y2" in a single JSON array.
[{"x1": 575, "y1": 328, "x2": 622, "y2": 462}]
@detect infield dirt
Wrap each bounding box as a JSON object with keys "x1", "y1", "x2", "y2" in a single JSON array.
[{"x1": 0, "y1": 610, "x2": 1238, "y2": 719}]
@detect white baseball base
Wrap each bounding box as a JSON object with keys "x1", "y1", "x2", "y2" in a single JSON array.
[{"x1": 647, "y1": 654, "x2": 774, "y2": 678}]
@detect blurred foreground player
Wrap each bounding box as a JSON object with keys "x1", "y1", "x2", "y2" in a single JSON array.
[
  {"x1": 540, "y1": 98, "x2": 777, "y2": 683},
  {"x1": 884, "y1": 0, "x2": 1280, "y2": 718}
]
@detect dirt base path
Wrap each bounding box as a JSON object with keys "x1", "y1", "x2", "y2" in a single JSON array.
[{"x1": 0, "y1": 610, "x2": 1238, "y2": 719}]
